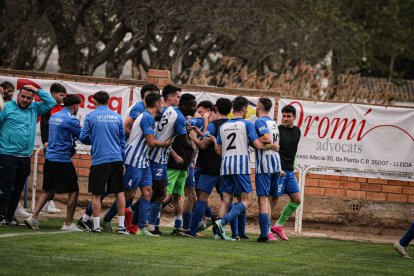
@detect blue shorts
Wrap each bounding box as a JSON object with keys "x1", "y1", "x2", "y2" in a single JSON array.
[
  {"x1": 150, "y1": 161, "x2": 168, "y2": 184},
  {"x1": 256, "y1": 173, "x2": 280, "y2": 197},
  {"x1": 185, "y1": 166, "x2": 201, "y2": 188},
  {"x1": 123, "y1": 165, "x2": 152, "y2": 190},
  {"x1": 197, "y1": 174, "x2": 220, "y2": 195},
  {"x1": 276, "y1": 170, "x2": 300, "y2": 197},
  {"x1": 220, "y1": 174, "x2": 252, "y2": 195}
]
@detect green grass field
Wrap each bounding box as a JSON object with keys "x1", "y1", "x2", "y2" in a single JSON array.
[{"x1": 1, "y1": 218, "x2": 413, "y2": 275}]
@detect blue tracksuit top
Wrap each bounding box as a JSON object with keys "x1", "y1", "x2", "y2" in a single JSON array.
[
  {"x1": 46, "y1": 107, "x2": 82, "y2": 162},
  {"x1": 0, "y1": 89, "x2": 56, "y2": 156},
  {"x1": 79, "y1": 105, "x2": 126, "y2": 165}
]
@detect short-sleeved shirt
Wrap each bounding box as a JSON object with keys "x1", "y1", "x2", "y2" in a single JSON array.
[
  {"x1": 254, "y1": 116, "x2": 281, "y2": 174},
  {"x1": 196, "y1": 118, "x2": 228, "y2": 175},
  {"x1": 278, "y1": 125, "x2": 301, "y2": 170},
  {"x1": 217, "y1": 118, "x2": 258, "y2": 175},
  {"x1": 128, "y1": 101, "x2": 146, "y2": 120},
  {"x1": 124, "y1": 111, "x2": 155, "y2": 168},
  {"x1": 188, "y1": 117, "x2": 204, "y2": 130},
  {"x1": 149, "y1": 106, "x2": 187, "y2": 164}
]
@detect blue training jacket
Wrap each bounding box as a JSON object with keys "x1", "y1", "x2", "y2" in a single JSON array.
[
  {"x1": 46, "y1": 107, "x2": 82, "y2": 162},
  {"x1": 0, "y1": 89, "x2": 56, "y2": 156},
  {"x1": 79, "y1": 105, "x2": 126, "y2": 165}
]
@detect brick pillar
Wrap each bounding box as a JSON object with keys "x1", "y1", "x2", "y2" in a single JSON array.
[{"x1": 146, "y1": 69, "x2": 171, "y2": 87}]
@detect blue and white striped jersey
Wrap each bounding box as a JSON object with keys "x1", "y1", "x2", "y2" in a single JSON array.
[
  {"x1": 217, "y1": 118, "x2": 258, "y2": 175},
  {"x1": 124, "y1": 111, "x2": 155, "y2": 168},
  {"x1": 149, "y1": 106, "x2": 187, "y2": 164},
  {"x1": 255, "y1": 116, "x2": 281, "y2": 174},
  {"x1": 128, "y1": 101, "x2": 146, "y2": 120}
]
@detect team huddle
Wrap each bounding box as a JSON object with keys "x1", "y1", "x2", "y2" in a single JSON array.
[{"x1": 1, "y1": 83, "x2": 302, "y2": 242}]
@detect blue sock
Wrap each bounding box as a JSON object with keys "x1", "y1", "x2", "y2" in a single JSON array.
[
  {"x1": 85, "y1": 191, "x2": 108, "y2": 216},
  {"x1": 183, "y1": 211, "x2": 192, "y2": 230},
  {"x1": 85, "y1": 203, "x2": 93, "y2": 216},
  {"x1": 205, "y1": 206, "x2": 213, "y2": 218},
  {"x1": 268, "y1": 214, "x2": 271, "y2": 234},
  {"x1": 222, "y1": 203, "x2": 245, "y2": 226},
  {"x1": 148, "y1": 202, "x2": 162, "y2": 225},
  {"x1": 155, "y1": 215, "x2": 160, "y2": 227},
  {"x1": 103, "y1": 201, "x2": 117, "y2": 222},
  {"x1": 226, "y1": 203, "x2": 238, "y2": 236},
  {"x1": 400, "y1": 222, "x2": 414, "y2": 247},
  {"x1": 190, "y1": 200, "x2": 206, "y2": 236},
  {"x1": 259, "y1": 213, "x2": 269, "y2": 237},
  {"x1": 230, "y1": 217, "x2": 238, "y2": 237},
  {"x1": 238, "y1": 210, "x2": 246, "y2": 236},
  {"x1": 132, "y1": 199, "x2": 140, "y2": 226},
  {"x1": 138, "y1": 199, "x2": 151, "y2": 229},
  {"x1": 174, "y1": 216, "x2": 183, "y2": 229}
]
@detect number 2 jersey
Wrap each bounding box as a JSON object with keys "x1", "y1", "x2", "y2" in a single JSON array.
[
  {"x1": 254, "y1": 116, "x2": 281, "y2": 174},
  {"x1": 149, "y1": 106, "x2": 187, "y2": 164},
  {"x1": 217, "y1": 118, "x2": 258, "y2": 175}
]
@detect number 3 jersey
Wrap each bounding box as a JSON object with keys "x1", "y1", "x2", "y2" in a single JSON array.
[
  {"x1": 149, "y1": 106, "x2": 187, "y2": 164},
  {"x1": 254, "y1": 116, "x2": 281, "y2": 174},
  {"x1": 217, "y1": 118, "x2": 258, "y2": 175}
]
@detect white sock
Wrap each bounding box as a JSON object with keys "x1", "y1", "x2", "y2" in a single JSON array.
[
  {"x1": 148, "y1": 224, "x2": 155, "y2": 231},
  {"x1": 92, "y1": 217, "x2": 100, "y2": 230},
  {"x1": 82, "y1": 214, "x2": 91, "y2": 222},
  {"x1": 118, "y1": 216, "x2": 125, "y2": 228},
  {"x1": 275, "y1": 222, "x2": 282, "y2": 227},
  {"x1": 175, "y1": 215, "x2": 183, "y2": 221}
]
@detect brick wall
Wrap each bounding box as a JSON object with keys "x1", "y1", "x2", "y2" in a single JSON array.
[{"x1": 305, "y1": 174, "x2": 414, "y2": 203}]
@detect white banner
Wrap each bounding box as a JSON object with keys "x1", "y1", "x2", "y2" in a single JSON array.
[
  {"x1": 0, "y1": 76, "x2": 130, "y2": 152},
  {"x1": 278, "y1": 99, "x2": 414, "y2": 181}
]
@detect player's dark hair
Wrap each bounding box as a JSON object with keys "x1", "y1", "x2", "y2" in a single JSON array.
[
  {"x1": 0, "y1": 81, "x2": 14, "y2": 91},
  {"x1": 93, "y1": 91, "x2": 110, "y2": 105},
  {"x1": 210, "y1": 105, "x2": 218, "y2": 113},
  {"x1": 63, "y1": 94, "x2": 82, "y2": 107},
  {"x1": 145, "y1": 92, "x2": 162, "y2": 108},
  {"x1": 197, "y1": 100, "x2": 213, "y2": 110},
  {"x1": 141, "y1": 84, "x2": 160, "y2": 99},
  {"x1": 50, "y1": 83, "x2": 67, "y2": 94},
  {"x1": 216, "y1": 98, "x2": 232, "y2": 115},
  {"x1": 162, "y1": 85, "x2": 181, "y2": 100},
  {"x1": 179, "y1": 93, "x2": 196, "y2": 105},
  {"x1": 258, "y1": 97, "x2": 272, "y2": 112},
  {"x1": 281, "y1": 105, "x2": 296, "y2": 116},
  {"x1": 232, "y1": 96, "x2": 248, "y2": 113}
]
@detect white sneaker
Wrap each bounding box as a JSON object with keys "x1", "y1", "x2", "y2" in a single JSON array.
[
  {"x1": 43, "y1": 201, "x2": 62, "y2": 214},
  {"x1": 14, "y1": 204, "x2": 31, "y2": 218},
  {"x1": 24, "y1": 216, "x2": 40, "y2": 230},
  {"x1": 61, "y1": 223, "x2": 83, "y2": 232},
  {"x1": 394, "y1": 241, "x2": 412, "y2": 259},
  {"x1": 136, "y1": 228, "x2": 159, "y2": 237}
]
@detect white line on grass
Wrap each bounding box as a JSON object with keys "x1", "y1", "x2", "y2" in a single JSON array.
[{"x1": 0, "y1": 231, "x2": 76, "y2": 238}]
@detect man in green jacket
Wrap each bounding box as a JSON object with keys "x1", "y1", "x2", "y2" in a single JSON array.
[{"x1": 0, "y1": 85, "x2": 56, "y2": 225}]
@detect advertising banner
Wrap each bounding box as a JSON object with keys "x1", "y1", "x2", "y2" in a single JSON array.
[
  {"x1": 0, "y1": 76, "x2": 130, "y2": 152},
  {"x1": 278, "y1": 99, "x2": 414, "y2": 181}
]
